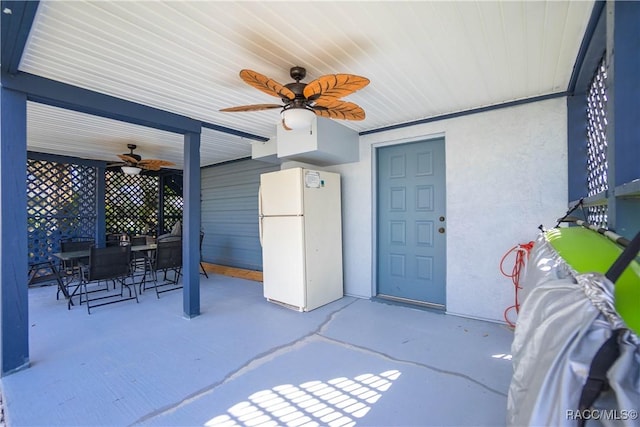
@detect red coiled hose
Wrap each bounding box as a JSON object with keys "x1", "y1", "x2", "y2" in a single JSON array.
[{"x1": 500, "y1": 241, "x2": 534, "y2": 328}]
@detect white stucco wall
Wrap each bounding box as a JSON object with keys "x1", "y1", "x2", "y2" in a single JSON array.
[{"x1": 328, "y1": 97, "x2": 568, "y2": 323}]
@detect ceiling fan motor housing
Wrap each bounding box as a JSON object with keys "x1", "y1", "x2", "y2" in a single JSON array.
[
  {"x1": 289, "y1": 66, "x2": 306, "y2": 82},
  {"x1": 283, "y1": 81, "x2": 308, "y2": 103},
  {"x1": 125, "y1": 144, "x2": 142, "y2": 162}
]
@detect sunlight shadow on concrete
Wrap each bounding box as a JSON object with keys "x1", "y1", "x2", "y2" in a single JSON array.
[{"x1": 206, "y1": 370, "x2": 402, "y2": 427}]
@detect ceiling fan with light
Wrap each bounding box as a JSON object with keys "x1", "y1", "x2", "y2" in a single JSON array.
[
  {"x1": 220, "y1": 66, "x2": 370, "y2": 130},
  {"x1": 109, "y1": 144, "x2": 175, "y2": 175}
]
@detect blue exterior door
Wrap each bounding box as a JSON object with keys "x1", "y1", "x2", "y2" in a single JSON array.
[{"x1": 376, "y1": 138, "x2": 446, "y2": 307}]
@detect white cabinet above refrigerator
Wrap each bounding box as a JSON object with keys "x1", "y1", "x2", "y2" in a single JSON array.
[{"x1": 252, "y1": 116, "x2": 359, "y2": 166}]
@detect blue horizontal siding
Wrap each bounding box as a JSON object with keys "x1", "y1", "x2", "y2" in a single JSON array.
[{"x1": 201, "y1": 159, "x2": 279, "y2": 271}]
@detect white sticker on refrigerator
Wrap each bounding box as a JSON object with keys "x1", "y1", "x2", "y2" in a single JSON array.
[{"x1": 304, "y1": 171, "x2": 322, "y2": 188}]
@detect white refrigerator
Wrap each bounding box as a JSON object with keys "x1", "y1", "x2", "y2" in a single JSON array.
[{"x1": 259, "y1": 167, "x2": 343, "y2": 311}]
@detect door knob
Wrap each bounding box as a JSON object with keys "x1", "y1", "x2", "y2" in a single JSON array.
[{"x1": 438, "y1": 227, "x2": 445, "y2": 234}]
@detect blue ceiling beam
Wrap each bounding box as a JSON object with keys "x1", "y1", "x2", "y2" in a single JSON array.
[
  {"x1": 0, "y1": 0, "x2": 270, "y2": 142},
  {"x1": 2, "y1": 71, "x2": 202, "y2": 134},
  {"x1": 0, "y1": 0, "x2": 268, "y2": 141},
  {"x1": 27, "y1": 150, "x2": 107, "y2": 168},
  {"x1": 360, "y1": 92, "x2": 567, "y2": 136},
  {"x1": 201, "y1": 122, "x2": 269, "y2": 142},
  {"x1": 567, "y1": 0, "x2": 606, "y2": 95},
  {"x1": 1, "y1": 1, "x2": 39, "y2": 75},
  {"x1": 3, "y1": 70, "x2": 270, "y2": 141}
]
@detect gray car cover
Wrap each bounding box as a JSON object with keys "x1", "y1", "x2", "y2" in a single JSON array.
[{"x1": 507, "y1": 233, "x2": 640, "y2": 426}]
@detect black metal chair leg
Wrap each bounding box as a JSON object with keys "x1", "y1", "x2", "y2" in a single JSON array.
[{"x1": 200, "y1": 262, "x2": 209, "y2": 278}]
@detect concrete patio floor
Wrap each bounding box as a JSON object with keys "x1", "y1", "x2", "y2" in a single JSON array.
[{"x1": 1, "y1": 274, "x2": 515, "y2": 426}]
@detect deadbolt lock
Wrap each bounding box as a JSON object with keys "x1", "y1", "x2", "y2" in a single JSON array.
[{"x1": 439, "y1": 216, "x2": 445, "y2": 222}]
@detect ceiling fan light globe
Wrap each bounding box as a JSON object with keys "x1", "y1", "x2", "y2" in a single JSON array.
[
  {"x1": 121, "y1": 166, "x2": 142, "y2": 175},
  {"x1": 281, "y1": 108, "x2": 315, "y2": 130}
]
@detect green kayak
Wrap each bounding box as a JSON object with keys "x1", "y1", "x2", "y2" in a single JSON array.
[{"x1": 545, "y1": 227, "x2": 639, "y2": 335}]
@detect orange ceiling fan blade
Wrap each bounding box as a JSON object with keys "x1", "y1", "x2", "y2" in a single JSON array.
[
  {"x1": 220, "y1": 104, "x2": 283, "y2": 112},
  {"x1": 313, "y1": 99, "x2": 366, "y2": 121},
  {"x1": 138, "y1": 159, "x2": 175, "y2": 170},
  {"x1": 139, "y1": 164, "x2": 162, "y2": 171},
  {"x1": 117, "y1": 154, "x2": 140, "y2": 164},
  {"x1": 115, "y1": 144, "x2": 174, "y2": 171},
  {"x1": 224, "y1": 67, "x2": 368, "y2": 123},
  {"x1": 239, "y1": 69, "x2": 296, "y2": 100},
  {"x1": 303, "y1": 74, "x2": 370, "y2": 100}
]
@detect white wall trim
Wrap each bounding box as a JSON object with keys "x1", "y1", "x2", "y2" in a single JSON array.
[{"x1": 370, "y1": 131, "x2": 447, "y2": 149}]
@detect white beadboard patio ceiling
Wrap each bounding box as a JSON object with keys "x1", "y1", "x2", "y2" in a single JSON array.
[{"x1": 18, "y1": 0, "x2": 594, "y2": 169}]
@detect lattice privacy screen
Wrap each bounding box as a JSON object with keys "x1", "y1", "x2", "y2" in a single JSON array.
[
  {"x1": 105, "y1": 171, "x2": 159, "y2": 236},
  {"x1": 162, "y1": 181, "x2": 183, "y2": 234},
  {"x1": 586, "y1": 57, "x2": 609, "y2": 227},
  {"x1": 27, "y1": 160, "x2": 97, "y2": 264},
  {"x1": 28, "y1": 159, "x2": 184, "y2": 265}
]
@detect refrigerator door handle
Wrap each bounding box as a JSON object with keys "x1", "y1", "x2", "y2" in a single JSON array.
[{"x1": 258, "y1": 185, "x2": 263, "y2": 247}]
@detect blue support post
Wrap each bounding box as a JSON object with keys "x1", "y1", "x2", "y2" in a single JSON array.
[
  {"x1": 183, "y1": 131, "x2": 201, "y2": 318},
  {"x1": 567, "y1": 95, "x2": 588, "y2": 203},
  {"x1": 607, "y1": 1, "x2": 640, "y2": 238},
  {"x1": 566, "y1": 1, "x2": 605, "y2": 206},
  {"x1": 610, "y1": 1, "x2": 640, "y2": 187},
  {"x1": 0, "y1": 87, "x2": 29, "y2": 375},
  {"x1": 1, "y1": 1, "x2": 40, "y2": 75}
]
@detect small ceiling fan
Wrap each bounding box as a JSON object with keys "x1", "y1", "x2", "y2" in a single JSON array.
[
  {"x1": 109, "y1": 144, "x2": 175, "y2": 174},
  {"x1": 220, "y1": 66, "x2": 370, "y2": 130}
]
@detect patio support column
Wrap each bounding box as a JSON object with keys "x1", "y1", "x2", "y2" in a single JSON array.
[
  {"x1": 0, "y1": 87, "x2": 29, "y2": 375},
  {"x1": 567, "y1": 95, "x2": 587, "y2": 204},
  {"x1": 183, "y1": 131, "x2": 201, "y2": 318},
  {"x1": 606, "y1": 0, "x2": 640, "y2": 238}
]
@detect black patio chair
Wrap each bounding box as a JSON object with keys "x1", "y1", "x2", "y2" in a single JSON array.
[
  {"x1": 78, "y1": 245, "x2": 138, "y2": 314},
  {"x1": 59, "y1": 237, "x2": 95, "y2": 296},
  {"x1": 106, "y1": 233, "x2": 121, "y2": 247},
  {"x1": 149, "y1": 237, "x2": 182, "y2": 298},
  {"x1": 129, "y1": 235, "x2": 153, "y2": 290}
]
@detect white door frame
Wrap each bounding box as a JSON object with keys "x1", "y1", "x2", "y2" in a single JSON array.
[{"x1": 370, "y1": 132, "x2": 446, "y2": 299}]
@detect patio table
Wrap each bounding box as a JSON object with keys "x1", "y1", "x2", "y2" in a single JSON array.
[
  {"x1": 52, "y1": 244, "x2": 158, "y2": 306},
  {"x1": 53, "y1": 244, "x2": 157, "y2": 261}
]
